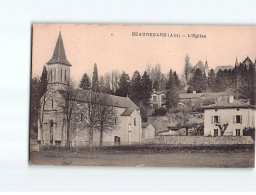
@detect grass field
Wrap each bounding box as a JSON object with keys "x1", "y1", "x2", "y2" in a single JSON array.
[{"x1": 29, "y1": 145, "x2": 255, "y2": 168}]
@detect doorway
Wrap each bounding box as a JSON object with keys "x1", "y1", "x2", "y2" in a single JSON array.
[{"x1": 214, "y1": 129, "x2": 218, "y2": 137}]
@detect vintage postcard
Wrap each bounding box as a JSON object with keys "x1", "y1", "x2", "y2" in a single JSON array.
[{"x1": 29, "y1": 24, "x2": 255, "y2": 167}]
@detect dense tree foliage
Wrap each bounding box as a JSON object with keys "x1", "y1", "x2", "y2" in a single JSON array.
[
  {"x1": 79, "y1": 73, "x2": 91, "y2": 90},
  {"x1": 184, "y1": 54, "x2": 192, "y2": 83},
  {"x1": 92, "y1": 63, "x2": 99, "y2": 92},
  {"x1": 129, "y1": 71, "x2": 142, "y2": 105},
  {"x1": 188, "y1": 68, "x2": 207, "y2": 93},
  {"x1": 166, "y1": 69, "x2": 180, "y2": 110},
  {"x1": 116, "y1": 71, "x2": 130, "y2": 97},
  {"x1": 141, "y1": 71, "x2": 153, "y2": 105}
]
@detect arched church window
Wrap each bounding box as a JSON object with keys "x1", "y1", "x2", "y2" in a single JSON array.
[
  {"x1": 53, "y1": 68, "x2": 56, "y2": 82},
  {"x1": 51, "y1": 99, "x2": 54, "y2": 109},
  {"x1": 50, "y1": 69, "x2": 52, "y2": 82},
  {"x1": 61, "y1": 69, "x2": 63, "y2": 82},
  {"x1": 134, "y1": 117, "x2": 136, "y2": 126},
  {"x1": 64, "y1": 69, "x2": 67, "y2": 82}
]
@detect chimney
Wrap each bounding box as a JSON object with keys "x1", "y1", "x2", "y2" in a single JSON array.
[
  {"x1": 193, "y1": 90, "x2": 196, "y2": 94},
  {"x1": 229, "y1": 95, "x2": 234, "y2": 103}
]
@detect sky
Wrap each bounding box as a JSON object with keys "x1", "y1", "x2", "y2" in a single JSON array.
[{"x1": 32, "y1": 24, "x2": 256, "y2": 82}]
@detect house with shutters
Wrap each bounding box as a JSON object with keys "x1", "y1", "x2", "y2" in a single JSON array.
[
  {"x1": 150, "y1": 90, "x2": 166, "y2": 108},
  {"x1": 37, "y1": 32, "x2": 142, "y2": 146},
  {"x1": 204, "y1": 96, "x2": 255, "y2": 137}
]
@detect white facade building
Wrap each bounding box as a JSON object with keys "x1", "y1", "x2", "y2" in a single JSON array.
[{"x1": 204, "y1": 97, "x2": 255, "y2": 136}]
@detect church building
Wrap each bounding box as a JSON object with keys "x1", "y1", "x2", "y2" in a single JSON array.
[{"x1": 38, "y1": 32, "x2": 142, "y2": 146}]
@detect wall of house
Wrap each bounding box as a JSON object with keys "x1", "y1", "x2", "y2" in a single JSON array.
[
  {"x1": 71, "y1": 107, "x2": 142, "y2": 146},
  {"x1": 142, "y1": 124, "x2": 155, "y2": 140},
  {"x1": 204, "y1": 108, "x2": 255, "y2": 136}
]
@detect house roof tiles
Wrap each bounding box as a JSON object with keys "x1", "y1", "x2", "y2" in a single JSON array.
[
  {"x1": 204, "y1": 99, "x2": 255, "y2": 109},
  {"x1": 58, "y1": 89, "x2": 140, "y2": 110}
]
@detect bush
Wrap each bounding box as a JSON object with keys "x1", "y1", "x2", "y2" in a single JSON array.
[
  {"x1": 152, "y1": 107, "x2": 167, "y2": 116},
  {"x1": 243, "y1": 127, "x2": 255, "y2": 140}
]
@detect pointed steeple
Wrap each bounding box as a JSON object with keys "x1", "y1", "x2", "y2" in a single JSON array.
[
  {"x1": 205, "y1": 60, "x2": 208, "y2": 68},
  {"x1": 47, "y1": 32, "x2": 71, "y2": 66},
  {"x1": 235, "y1": 57, "x2": 238, "y2": 66},
  {"x1": 204, "y1": 59, "x2": 209, "y2": 77}
]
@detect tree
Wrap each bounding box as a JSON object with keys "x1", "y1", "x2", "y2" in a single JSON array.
[
  {"x1": 99, "y1": 76, "x2": 112, "y2": 94},
  {"x1": 173, "y1": 71, "x2": 181, "y2": 90},
  {"x1": 116, "y1": 71, "x2": 130, "y2": 97},
  {"x1": 130, "y1": 71, "x2": 142, "y2": 105},
  {"x1": 243, "y1": 127, "x2": 255, "y2": 140},
  {"x1": 188, "y1": 68, "x2": 207, "y2": 93},
  {"x1": 208, "y1": 69, "x2": 216, "y2": 92},
  {"x1": 58, "y1": 80, "x2": 79, "y2": 146},
  {"x1": 96, "y1": 94, "x2": 118, "y2": 146},
  {"x1": 92, "y1": 63, "x2": 99, "y2": 92},
  {"x1": 103, "y1": 73, "x2": 112, "y2": 94},
  {"x1": 30, "y1": 77, "x2": 40, "y2": 137},
  {"x1": 146, "y1": 63, "x2": 166, "y2": 90},
  {"x1": 39, "y1": 66, "x2": 48, "y2": 96},
  {"x1": 248, "y1": 63, "x2": 256, "y2": 104},
  {"x1": 141, "y1": 71, "x2": 153, "y2": 105},
  {"x1": 216, "y1": 123, "x2": 229, "y2": 136},
  {"x1": 79, "y1": 73, "x2": 91, "y2": 90},
  {"x1": 80, "y1": 90, "x2": 101, "y2": 146},
  {"x1": 111, "y1": 70, "x2": 120, "y2": 94},
  {"x1": 38, "y1": 66, "x2": 55, "y2": 145},
  {"x1": 184, "y1": 54, "x2": 192, "y2": 83},
  {"x1": 166, "y1": 70, "x2": 179, "y2": 111}
]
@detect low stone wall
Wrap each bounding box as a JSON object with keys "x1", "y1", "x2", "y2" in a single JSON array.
[{"x1": 153, "y1": 136, "x2": 254, "y2": 145}]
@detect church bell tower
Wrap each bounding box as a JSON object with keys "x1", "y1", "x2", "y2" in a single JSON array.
[{"x1": 46, "y1": 32, "x2": 72, "y2": 90}]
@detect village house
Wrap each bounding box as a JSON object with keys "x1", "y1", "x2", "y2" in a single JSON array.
[
  {"x1": 204, "y1": 96, "x2": 255, "y2": 137},
  {"x1": 38, "y1": 32, "x2": 142, "y2": 146},
  {"x1": 142, "y1": 122, "x2": 156, "y2": 141},
  {"x1": 150, "y1": 90, "x2": 166, "y2": 108}
]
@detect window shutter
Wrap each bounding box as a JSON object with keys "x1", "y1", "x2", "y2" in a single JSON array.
[
  {"x1": 233, "y1": 116, "x2": 235, "y2": 124},
  {"x1": 240, "y1": 115, "x2": 242, "y2": 124},
  {"x1": 218, "y1": 116, "x2": 220, "y2": 124},
  {"x1": 211, "y1": 116, "x2": 213, "y2": 124}
]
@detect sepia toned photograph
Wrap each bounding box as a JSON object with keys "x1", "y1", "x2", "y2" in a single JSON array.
[{"x1": 29, "y1": 24, "x2": 256, "y2": 167}]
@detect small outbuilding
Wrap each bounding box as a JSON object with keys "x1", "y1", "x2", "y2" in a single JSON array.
[{"x1": 142, "y1": 122, "x2": 156, "y2": 141}]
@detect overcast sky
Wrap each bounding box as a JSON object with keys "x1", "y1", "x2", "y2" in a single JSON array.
[{"x1": 32, "y1": 24, "x2": 256, "y2": 82}]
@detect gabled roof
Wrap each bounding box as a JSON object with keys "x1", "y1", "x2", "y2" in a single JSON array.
[
  {"x1": 120, "y1": 108, "x2": 135, "y2": 116},
  {"x1": 202, "y1": 91, "x2": 232, "y2": 98},
  {"x1": 47, "y1": 32, "x2": 71, "y2": 66},
  {"x1": 58, "y1": 89, "x2": 140, "y2": 110},
  {"x1": 142, "y1": 122, "x2": 152, "y2": 128},
  {"x1": 204, "y1": 99, "x2": 255, "y2": 109},
  {"x1": 242, "y1": 56, "x2": 253, "y2": 66},
  {"x1": 192, "y1": 60, "x2": 204, "y2": 71},
  {"x1": 179, "y1": 93, "x2": 203, "y2": 99}
]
